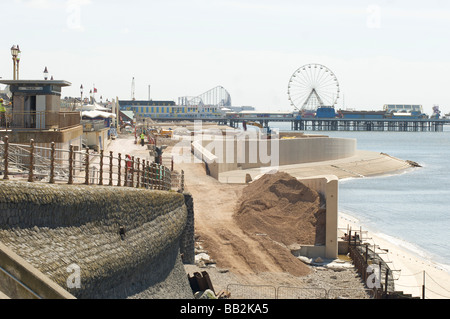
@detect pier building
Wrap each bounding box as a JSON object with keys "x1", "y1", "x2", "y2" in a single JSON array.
[{"x1": 118, "y1": 99, "x2": 225, "y2": 119}]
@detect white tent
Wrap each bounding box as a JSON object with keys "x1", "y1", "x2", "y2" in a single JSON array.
[
  {"x1": 81, "y1": 102, "x2": 110, "y2": 112},
  {"x1": 81, "y1": 110, "x2": 116, "y2": 119}
]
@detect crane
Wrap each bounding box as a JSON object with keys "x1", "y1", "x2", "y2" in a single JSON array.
[{"x1": 131, "y1": 77, "x2": 135, "y2": 101}]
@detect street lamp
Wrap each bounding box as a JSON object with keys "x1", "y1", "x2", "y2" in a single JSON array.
[
  {"x1": 11, "y1": 45, "x2": 19, "y2": 80},
  {"x1": 80, "y1": 84, "x2": 84, "y2": 105},
  {"x1": 16, "y1": 45, "x2": 21, "y2": 80},
  {"x1": 43, "y1": 66, "x2": 48, "y2": 80}
]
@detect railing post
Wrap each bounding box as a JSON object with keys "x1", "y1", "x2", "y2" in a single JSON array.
[
  {"x1": 160, "y1": 165, "x2": 164, "y2": 190},
  {"x1": 150, "y1": 162, "x2": 155, "y2": 190},
  {"x1": 384, "y1": 268, "x2": 389, "y2": 296},
  {"x1": 130, "y1": 156, "x2": 135, "y2": 187},
  {"x1": 49, "y1": 142, "x2": 55, "y2": 184},
  {"x1": 149, "y1": 161, "x2": 153, "y2": 189},
  {"x1": 68, "y1": 144, "x2": 74, "y2": 184},
  {"x1": 117, "y1": 153, "x2": 122, "y2": 186},
  {"x1": 422, "y1": 271, "x2": 426, "y2": 300},
  {"x1": 28, "y1": 139, "x2": 34, "y2": 183},
  {"x1": 136, "y1": 157, "x2": 140, "y2": 188},
  {"x1": 84, "y1": 147, "x2": 90, "y2": 185},
  {"x1": 160, "y1": 164, "x2": 163, "y2": 190},
  {"x1": 156, "y1": 164, "x2": 161, "y2": 190},
  {"x1": 142, "y1": 159, "x2": 147, "y2": 188},
  {"x1": 124, "y1": 155, "x2": 128, "y2": 187},
  {"x1": 166, "y1": 167, "x2": 171, "y2": 190},
  {"x1": 3, "y1": 136, "x2": 9, "y2": 180},
  {"x1": 165, "y1": 167, "x2": 169, "y2": 190},
  {"x1": 99, "y1": 149, "x2": 104, "y2": 185},
  {"x1": 181, "y1": 169, "x2": 185, "y2": 193},
  {"x1": 109, "y1": 151, "x2": 113, "y2": 186},
  {"x1": 364, "y1": 244, "x2": 369, "y2": 282}
]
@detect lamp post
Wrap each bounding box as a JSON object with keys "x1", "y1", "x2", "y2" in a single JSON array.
[
  {"x1": 11, "y1": 45, "x2": 19, "y2": 80},
  {"x1": 80, "y1": 84, "x2": 84, "y2": 106},
  {"x1": 16, "y1": 45, "x2": 21, "y2": 80},
  {"x1": 43, "y1": 66, "x2": 49, "y2": 80}
]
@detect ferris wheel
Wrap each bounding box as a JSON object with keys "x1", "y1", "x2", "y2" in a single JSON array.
[{"x1": 287, "y1": 63, "x2": 340, "y2": 111}]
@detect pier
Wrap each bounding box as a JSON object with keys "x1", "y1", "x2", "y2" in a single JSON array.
[
  {"x1": 290, "y1": 118, "x2": 449, "y2": 132},
  {"x1": 150, "y1": 116, "x2": 450, "y2": 132}
]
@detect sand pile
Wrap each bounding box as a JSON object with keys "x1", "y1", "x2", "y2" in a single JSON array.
[{"x1": 234, "y1": 172, "x2": 326, "y2": 247}]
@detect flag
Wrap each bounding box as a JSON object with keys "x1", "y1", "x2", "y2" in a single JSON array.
[{"x1": 94, "y1": 88, "x2": 98, "y2": 93}]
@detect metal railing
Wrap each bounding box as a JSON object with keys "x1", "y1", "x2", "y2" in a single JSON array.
[
  {"x1": 0, "y1": 111, "x2": 81, "y2": 130},
  {"x1": 0, "y1": 136, "x2": 179, "y2": 192}
]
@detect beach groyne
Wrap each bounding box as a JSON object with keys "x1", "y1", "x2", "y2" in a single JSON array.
[{"x1": 0, "y1": 180, "x2": 194, "y2": 299}]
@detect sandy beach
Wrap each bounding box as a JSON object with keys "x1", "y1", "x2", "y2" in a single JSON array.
[
  {"x1": 338, "y1": 211, "x2": 450, "y2": 299},
  {"x1": 107, "y1": 129, "x2": 450, "y2": 299}
]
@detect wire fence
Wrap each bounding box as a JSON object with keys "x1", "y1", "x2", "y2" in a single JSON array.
[
  {"x1": 0, "y1": 136, "x2": 183, "y2": 192},
  {"x1": 343, "y1": 228, "x2": 450, "y2": 299},
  {"x1": 225, "y1": 284, "x2": 375, "y2": 299}
]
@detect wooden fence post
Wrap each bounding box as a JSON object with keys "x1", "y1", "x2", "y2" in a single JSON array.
[
  {"x1": 84, "y1": 147, "x2": 90, "y2": 185},
  {"x1": 117, "y1": 153, "x2": 122, "y2": 186},
  {"x1": 384, "y1": 268, "x2": 389, "y2": 296},
  {"x1": 422, "y1": 271, "x2": 426, "y2": 300},
  {"x1": 109, "y1": 151, "x2": 113, "y2": 186},
  {"x1": 99, "y1": 149, "x2": 104, "y2": 185},
  {"x1": 3, "y1": 136, "x2": 9, "y2": 180},
  {"x1": 28, "y1": 139, "x2": 34, "y2": 183},
  {"x1": 49, "y1": 142, "x2": 55, "y2": 184},
  {"x1": 68, "y1": 144, "x2": 74, "y2": 185}
]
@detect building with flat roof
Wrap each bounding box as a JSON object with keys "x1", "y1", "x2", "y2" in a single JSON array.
[
  {"x1": 383, "y1": 104, "x2": 423, "y2": 114},
  {"x1": 0, "y1": 79, "x2": 83, "y2": 156},
  {"x1": 118, "y1": 99, "x2": 225, "y2": 119}
]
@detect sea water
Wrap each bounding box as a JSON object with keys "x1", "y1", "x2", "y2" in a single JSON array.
[{"x1": 270, "y1": 122, "x2": 450, "y2": 272}]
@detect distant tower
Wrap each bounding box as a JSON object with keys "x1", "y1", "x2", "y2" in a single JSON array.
[{"x1": 131, "y1": 77, "x2": 136, "y2": 101}]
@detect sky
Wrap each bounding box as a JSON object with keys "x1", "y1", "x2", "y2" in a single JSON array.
[{"x1": 1, "y1": 0, "x2": 450, "y2": 115}]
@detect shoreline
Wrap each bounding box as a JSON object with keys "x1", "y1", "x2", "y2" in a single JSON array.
[
  {"x1": 338, "y1": 210, "x2": 450, "y2": 299},
  {"x1": 337, "y1": 165, "x2": 450, "y2": 299}
]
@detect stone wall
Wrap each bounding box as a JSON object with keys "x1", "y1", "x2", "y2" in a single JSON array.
[
  {"x1": 180, "y1": 193, "x2": 195, "y2": 264},
  {"x1": 0, "y1": 180, "x2": 194, "y2": 299}
]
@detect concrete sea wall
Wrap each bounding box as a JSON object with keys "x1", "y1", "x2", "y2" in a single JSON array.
[
  {"x1": 192, "y1": 136, "x2": 356, "y2": 179},
  {"x1": 0, "y1": 180, "x2": 194, "y2": 299}
]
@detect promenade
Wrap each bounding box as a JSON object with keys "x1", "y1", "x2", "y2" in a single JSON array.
[{"x1": 218, "y1": 149, "x2": 414, "y2": 183}]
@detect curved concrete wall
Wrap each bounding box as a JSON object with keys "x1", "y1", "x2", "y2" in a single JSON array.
[
  {"x1": 0, "y1": 181, "x2": 193, "y2": 299},
  {"x1": 192, "y1": 136, "x2": 356, "y2": 179}
]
